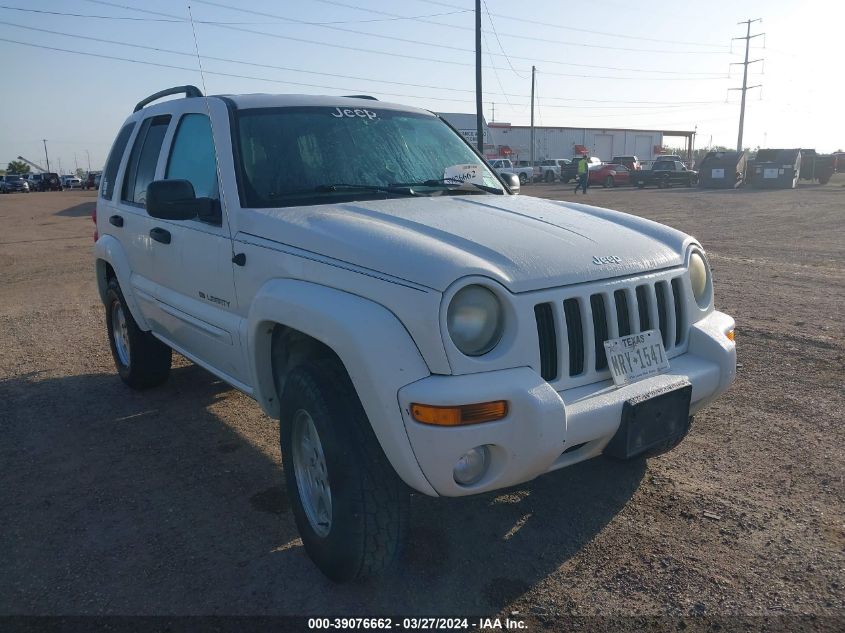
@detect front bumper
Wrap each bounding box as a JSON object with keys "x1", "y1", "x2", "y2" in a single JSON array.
[{"x1": 398, "y1": 310, "x2": 735, "y2": 497}]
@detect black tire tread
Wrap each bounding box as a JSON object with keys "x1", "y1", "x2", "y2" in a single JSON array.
[
  {"x1": 106, "y1": 278, "x2": 171, "y2": 389},
  {"x1": 280, "y1": 359, "x2": 408, "y2": 581}
]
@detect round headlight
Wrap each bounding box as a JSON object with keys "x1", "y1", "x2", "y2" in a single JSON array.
[
  {"x1": 447, "y1": 285, "x2": 504, "y2": 356},
  {"x1": 689, "y1": 252, "x2": 711, "y2": 308}
]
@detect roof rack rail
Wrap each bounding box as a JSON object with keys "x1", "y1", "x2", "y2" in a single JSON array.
[
  {"x1": 343, "y1": 95, "x2": 378, "y2": 100},
  {"x1": 134, "y1": 85, "x2": 203, "y2": 113}
]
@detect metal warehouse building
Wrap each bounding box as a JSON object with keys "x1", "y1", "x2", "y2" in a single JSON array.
[{"x1": 438, "y1": 113, "x2": 695, "y2": 164}]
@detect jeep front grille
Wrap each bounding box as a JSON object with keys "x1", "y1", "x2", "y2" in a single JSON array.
[{"x1": 533, "y1": 271, "x2": 689, "y2": 389}]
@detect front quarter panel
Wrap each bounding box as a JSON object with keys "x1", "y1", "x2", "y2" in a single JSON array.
[{"x1": 246, "y1": 278, "x2": 437, "y2": 496}]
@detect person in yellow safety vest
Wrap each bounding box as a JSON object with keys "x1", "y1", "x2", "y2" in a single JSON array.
[{"x1": 574, "y1": 153, "x2": 589, "y2": 194}]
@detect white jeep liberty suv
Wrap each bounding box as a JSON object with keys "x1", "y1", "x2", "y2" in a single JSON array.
[{"x1": 94, "y1": 86, "x2": 736, "y2": 582}]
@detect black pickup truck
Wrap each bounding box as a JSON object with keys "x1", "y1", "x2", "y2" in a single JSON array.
[{"x1": 632, "y1": 160, "x2": 698, "y2": 188}]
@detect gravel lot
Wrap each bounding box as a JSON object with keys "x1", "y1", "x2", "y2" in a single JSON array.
[{"x1": 1, "y1": 179, "x2": 843, "y2": 624}]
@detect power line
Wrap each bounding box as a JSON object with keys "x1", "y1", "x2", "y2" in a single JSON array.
[
  {"x1": 324, "y1": 0, "x2": 731, "y2": 50},
  {"x1": 5, "y1": 1, "x2": 723, "y2": 76},
  {"x1": 482, "y1": 0, "x2": 523, "y2": 78},
  {"x1": 191, "y1": 0, "x2": 735, "y2": 69},
  {"x1": 74, "y1": 1, "x2": 735, "y2": 80},
  {"x1": 0, "y1": 35, "x2": 730, "y2": 118},
  {"x1": 418, "y1": 0, "x2": 728, "y2": 52},
  {"x1": 0, "y1": 21, "x2": 732, "y2": 109},
  {"x1": 0, "y1": 3, "x2": 472, "y2": 25},
  {"x1": 0, "y1": 22, "x2": 737, "y2": 104}
]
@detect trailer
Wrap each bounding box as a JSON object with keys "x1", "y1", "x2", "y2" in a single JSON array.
[
  {"x1": 749, "y1": 149, "x2": 801, "y2": 189},
  {"x1": 698, "y1": 150, "x2": 747, "y2": 188}
]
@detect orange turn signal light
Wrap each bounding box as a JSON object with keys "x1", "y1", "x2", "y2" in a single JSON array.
[
  {"x1": 411, "y1": 401, "x2": 508, "y2": 426},
  {"x1": 726, "y1": 329, "x2": 735, "y2": 342}
]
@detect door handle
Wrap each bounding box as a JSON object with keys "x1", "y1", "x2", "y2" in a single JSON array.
[
  {"x1": 149, "y1": 227, "x2": 171, "y2": 244},
  {"x1": 109, "y1": 215, "x2": 124, "y2": 227}
]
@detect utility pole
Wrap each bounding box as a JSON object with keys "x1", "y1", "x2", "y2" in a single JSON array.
[
  {"x1": 530, "y1": 66, "x2": 536, "y2": 166},
  {"x1": 474, "y1": 0, "x2": 484, "y2": 154},
  {"x1": 86, "y1": 150, "x2": 91, "y2": 171},
  {"x1": 730, "y1": 19, "x2": 763, "y2": 153},
  {"x1": 491, "y1": 102, "x2": 495, "y2": 123},
  {"x1": 42, "y1": 139, "x2": 51, "y2": 173}
]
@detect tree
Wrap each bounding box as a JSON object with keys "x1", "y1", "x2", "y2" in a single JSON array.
[
  {"x1": 75, "y1": 168, "x2": 85, "y2": 179},
  {"x1": 6, "y1": 160, "x2": 30, "y2": 174}
]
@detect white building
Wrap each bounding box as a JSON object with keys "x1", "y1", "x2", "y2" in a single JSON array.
[
  {"x1": 438, "y1": 113, "x2": 695, "y2": 164},
  {"x1": 487, "y1": 123, "x2": 695, "y2": 163}
]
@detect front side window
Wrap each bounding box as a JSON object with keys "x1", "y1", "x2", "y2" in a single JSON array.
[
  {"x1": 235, "y1": 106, "x2": 503, "y2": 208},
  {"x1": 166, "y1": 114, "x2": 219, "y2": 199},
  {"x1": 121, "y1": 115, "x2": 171, "y2": 206}
]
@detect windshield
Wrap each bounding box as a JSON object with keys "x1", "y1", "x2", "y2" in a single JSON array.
[
  {"x1": 6, "y1": 176, "x2": 22, "y2": 182},
  {"x1": 235, "y1": 106, "x2": 504, "y2": 207}
]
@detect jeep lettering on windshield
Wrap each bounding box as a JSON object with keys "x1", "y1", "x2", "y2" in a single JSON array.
[
  {"x1": 330, "y1": 107, "x2": 378, "y2": 119},
  {"x1": 592, "y1": 255, "x2": 622, "y2": 265}
]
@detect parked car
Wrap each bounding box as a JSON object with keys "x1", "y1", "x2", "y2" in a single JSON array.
[
  {"x1": 512, "y1": 160, "x2": 536, "y2": 185},
  {"x1": 588, "y1": 163, "x2": 631, "y2": 188},
  {"x1": 1, "y1": 174, "x2": 30, "y2": 193},
  {"x1": 632, "y1": 160, "x2": 698, "y2": 188},
  {"x1": 61, "y1": 175, "x2": 82, "y2": 189},
  {"x1": 38, "y1": 172, "x2": 63, "y2": 191},
  {"x1": 611, "y1": 155, "x2": 641, "y2": 171},
  {"x1": 83, "y1": 171, "x2": 102, "y2": 190},
  {"x1": 94, "y1": 85, "x2": 736, "y2": 582},
  {"x1": 561, "y1": 156, "x2": 601, "y2": 183},
  {"x1": 536, "y1": 159, "x2": 562, "y2": 182},
  {"x1": 655, "y1": 154, "x2": 684, "y2": 163}
]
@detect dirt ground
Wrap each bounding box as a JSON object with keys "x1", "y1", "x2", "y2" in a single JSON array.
[{"x1": 1, "y1": 177, "x2": 843, "y2": 624}]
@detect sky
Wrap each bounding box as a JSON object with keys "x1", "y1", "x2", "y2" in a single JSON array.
[{"x1": 1, "y1": 0, "x2": 843, "y2": 173}]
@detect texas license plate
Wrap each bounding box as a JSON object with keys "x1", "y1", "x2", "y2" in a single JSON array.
[{"x1": 603, "y1": 330, "x2": 669, "y2": 387}]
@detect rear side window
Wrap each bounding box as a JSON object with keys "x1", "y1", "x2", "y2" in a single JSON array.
[
  {"x1": 100, "y1": 122, "x2": 135, "y2": 200},
  {"x1": 165, "y1": 114, "x2": 218, "y2": 199},
  {"x1": 121, "y1": 115, "x2": 171, "y2": 206}
]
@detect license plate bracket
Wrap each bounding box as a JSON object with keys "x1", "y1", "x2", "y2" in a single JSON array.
[{"x1": 604, "y1": 380, "x2": 692, "y2": 460}]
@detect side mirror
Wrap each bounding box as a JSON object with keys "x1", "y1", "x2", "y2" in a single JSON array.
[
  {"x1": 146, "y1": 179, "x2": 219, "y2": 223},
  {"x1": 501, "y1": 172, "x2": 520, "y2": 194}
]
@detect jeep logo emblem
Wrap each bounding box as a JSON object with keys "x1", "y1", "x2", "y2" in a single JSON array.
[{"x1": 593, "y1": 255, "x2": 622, "y2": 265}]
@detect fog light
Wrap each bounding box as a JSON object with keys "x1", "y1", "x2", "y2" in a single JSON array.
[{"x1": 453, "y1": 445, "x2": 490, "y2": 486}]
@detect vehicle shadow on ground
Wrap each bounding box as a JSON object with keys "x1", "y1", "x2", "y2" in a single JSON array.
[
  {"x1": 54, "y1": 201, "x2": 95, "y2": 217},
  {"x1": 0, "y1": 365, "x2": 645, "y2": 615}
]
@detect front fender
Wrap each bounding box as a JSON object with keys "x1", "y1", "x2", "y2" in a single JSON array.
[
  {"x1": 94, "y1": 234, "x2": 150, "y2": 331},
  {"x1": 246, "y1": 279, "x2": 437, "y2": 496}
]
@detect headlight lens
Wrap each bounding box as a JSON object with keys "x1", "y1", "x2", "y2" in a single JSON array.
[
  {"x1": 447, "y1": 285, "x2": 504, "y2": 356},
  {"x1": 689, "y1": 252, "x2": 711, "y2": 308}
]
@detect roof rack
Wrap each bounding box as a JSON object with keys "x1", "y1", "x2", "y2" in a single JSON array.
[
  {"x1": 342, "y1": 95, "x2": 378, "y2": 100},
  {"x1": 134, "y1": 85, "x2": 203, "y2": 113}
]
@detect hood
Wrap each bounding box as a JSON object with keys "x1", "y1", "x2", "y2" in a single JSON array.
[{"x1": 237, "y1": 194, "x2": 690, "y2": 293}]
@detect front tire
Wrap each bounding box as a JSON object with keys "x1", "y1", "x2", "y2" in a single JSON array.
[
  {"x1": 604, "y1": 175, "x2": 614, "y2": 188},
  {"x1": 279, "y1": 361, "x2": 409, "y2": 582},
  {"x1": 105, "y1": 278, "x2": 171, "y2": 389},
  {"x1": 518, "y1": 172, "x2": 527, "y2": 185}
]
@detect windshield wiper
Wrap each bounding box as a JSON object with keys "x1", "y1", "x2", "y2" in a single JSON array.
[
  {"x1": 390, "y1": 178, "x2": 504, "y2": 195},
  {"x1": 313, "y1": 183, "x2": 417, "y2": 196}
]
